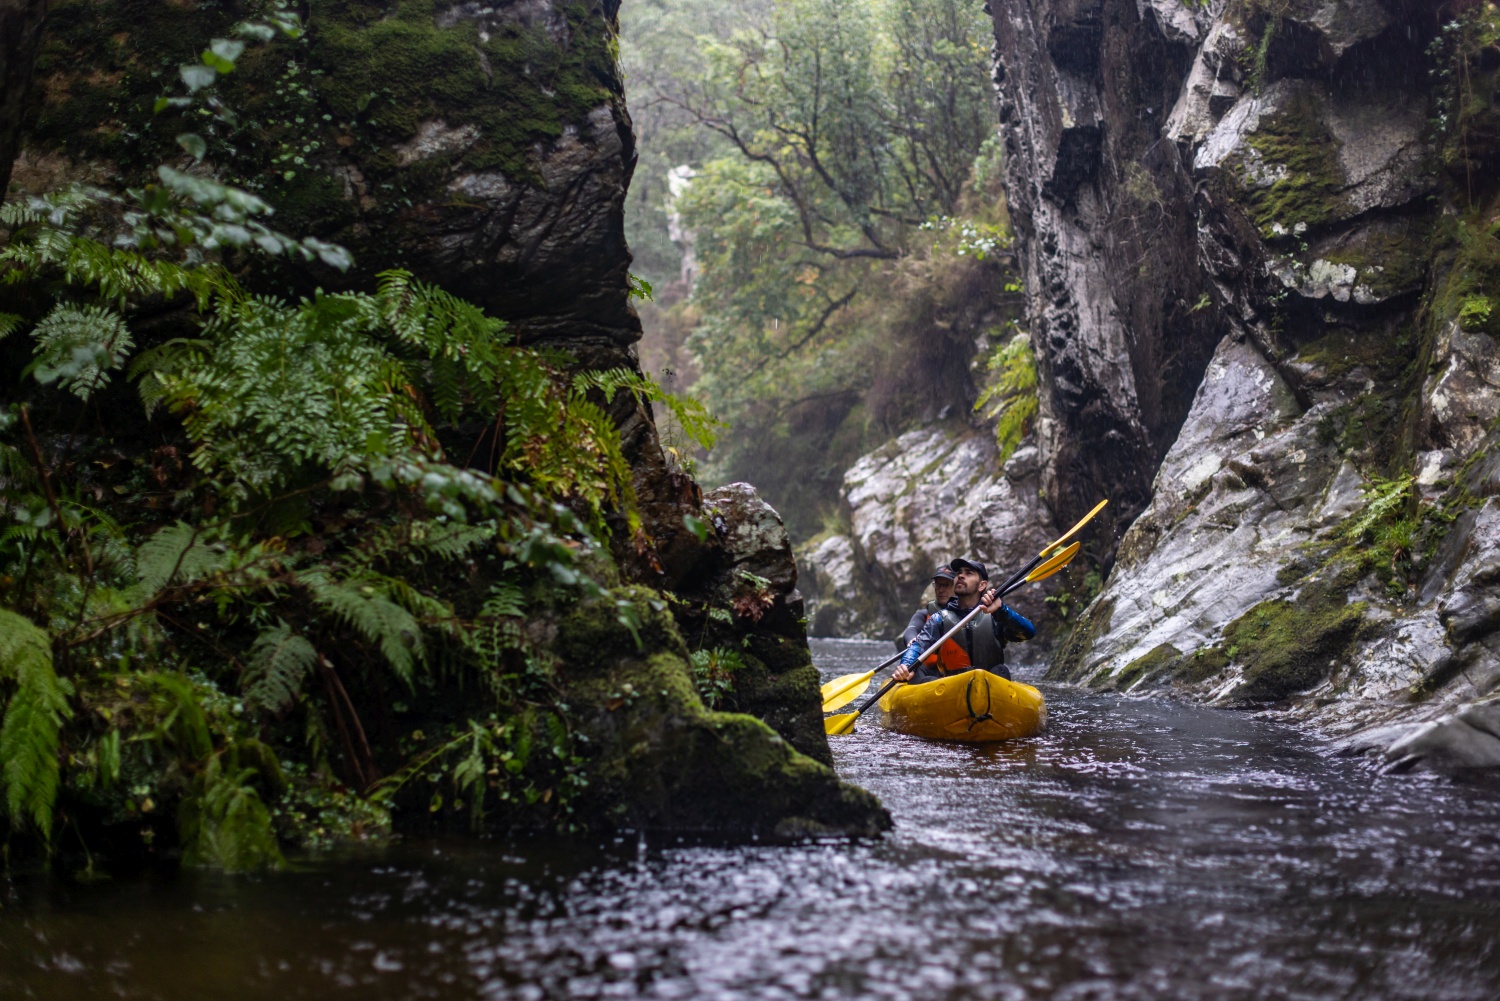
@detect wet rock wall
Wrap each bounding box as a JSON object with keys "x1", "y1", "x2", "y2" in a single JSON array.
[
  {"x1": 990, "y1": 0, "x2": 1500, "y2": 770},
  {"x1": 4, "y1": 0, "x2": 881, "y2": 835}
]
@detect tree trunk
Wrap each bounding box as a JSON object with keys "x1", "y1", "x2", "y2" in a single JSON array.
[{"x1": 0, "y1": 0, "x2": 47, "y2": 201}]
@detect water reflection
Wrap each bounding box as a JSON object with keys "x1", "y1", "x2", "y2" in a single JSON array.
[{"x1": 3, "y1": 637, "x2": 1499, "y2": 999}]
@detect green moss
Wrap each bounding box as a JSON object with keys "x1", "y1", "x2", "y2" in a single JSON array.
[
  {"x1": 1314, "y1": 392, "x2": 1404, "y2": 466},
  {"x1": 25, "y1": 0, "x2": 623, "y2": 260},
  {"x1": 1294, "y1": 323, "x2": 1416, "y2": 386},
  {"x1": 1316, "y1": 221, "x2": 1433, "y2": 303},
  {"x1": 1114, "y1": 643, "x2": 1180, "y2": 691},
  {"x1": 307, "y1": 0, "x2": 617, "y2": 182},
  {"x1": 1179, "y1": 645, "x2": 1230, "y2": 684},
  {"x1": 1047, "y1": 595, "x2": 1116, "y2": 682},
  {"x1": 1109, "y1": 642, "x2": 1230, "y2": 691},
  {"x1": 1222, "y1": 576, "x2": 1367, "y2": 703},
  {"x1": 1236, "y1": 91, "x2": 1349, "y2": 239},
  {"x1": 1432, "y1": 216, "x2": 1500, "y2": 338}
]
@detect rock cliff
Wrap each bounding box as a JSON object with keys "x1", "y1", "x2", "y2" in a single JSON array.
[
  {"x1": 989, "y1": 0, "x2": 1500, "y2": 771},
  {"x1": 5, "y1": 0, "x2": 884, "y2": 837}
]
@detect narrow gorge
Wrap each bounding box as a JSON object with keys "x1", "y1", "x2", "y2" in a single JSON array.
[{"x1": 804, "y1": 0, "x2": 1500, "y2": 775}]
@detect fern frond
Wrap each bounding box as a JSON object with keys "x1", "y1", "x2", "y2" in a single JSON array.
[
  {"x1": 135, "y1": 522, "x2": 226, "y2": 593},
  {"x1": 0, "y1": 609, "x2": 74, "y2": 840},
  {"x1": 0, "y1": 313, "x2": 23, "y2": 341},
  {"x1": 26, "y1": 303, "x2": 135, "y2": 400},
  {"x1": 242, "y1": 622, "x2": 318, "y2": 714},
  {"x1": 417, "y1": 523, "x2": 492, "y2": 561},
  {"x1": 128, "y1": 337, "x2": 212, "y2": 417},
  {"x1": 307, "y1": 574, "x2": 423, "y2": 684},
  {"x1": 179, "y1": 756, "x2": 283, "y2": 871},
  {"x1": 481, "y1": 581, "x2": 525, "y2": 618}
]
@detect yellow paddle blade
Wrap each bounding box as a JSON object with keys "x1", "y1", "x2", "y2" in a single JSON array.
[
  {"x1": 820, "y1": 670, "x2": 874, "y2": 705},
  {"x1": 1027, "y1": 541, "x2": 1080, "y2": 582},
  {"x1": 822, "y1": 678, "x2": 872, "y2": 713},
  {"x1": 1041, "y1": 498, "x2": 1108, "y2": 557},
  {"x1": 825, "y1": 712, "x2": 859, "y2": 736}
]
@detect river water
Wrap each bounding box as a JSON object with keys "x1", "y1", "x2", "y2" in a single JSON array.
[{"x1": 5, "y1": 637, "x2": 1500, "y2": 1000}]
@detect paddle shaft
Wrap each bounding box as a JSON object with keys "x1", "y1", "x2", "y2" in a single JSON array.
[
  {"x1": 991, "y1": 500, "x2": 1108, "y2": 596},
  {"x1": 827, "y1": 502, "x2": 1106, "y2": 730}
]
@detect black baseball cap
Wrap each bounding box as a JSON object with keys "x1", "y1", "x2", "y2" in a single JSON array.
[
  {"x1": 931, "y1": 566, "x2": 956, "y2": 581},
  {"x1": 949, "y1": 557, "x2": 989, "y2": 579}
]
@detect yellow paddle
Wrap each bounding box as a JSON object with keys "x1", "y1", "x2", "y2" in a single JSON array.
[
  {"x1": 821, "y1": 669, "x2": 876, "y2": 711},
  {"x1": 824, "y1": 501, "x2": 1106, "y2": 737},
  {"x1": 824, "y1": 549, "x2": 1081, "y2": 735}
]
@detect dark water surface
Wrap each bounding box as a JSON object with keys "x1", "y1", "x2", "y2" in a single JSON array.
[{"x1": 5, "y1": 637, "x2": 1500, "y2": 1000}]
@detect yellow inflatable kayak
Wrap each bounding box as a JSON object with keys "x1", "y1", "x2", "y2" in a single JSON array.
[{"x1": 876, "y1": 669, "x2": 1046, "y2": 742}]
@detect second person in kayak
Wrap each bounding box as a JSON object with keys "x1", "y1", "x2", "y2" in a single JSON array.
[{"x1": 892, "y1": 557, "x2": 1035, "y2": 684}]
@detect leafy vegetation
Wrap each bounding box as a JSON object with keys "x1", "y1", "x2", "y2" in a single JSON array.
[
  {"x1": 622, "y1": 0, "x2": 1021, "y2": 538},
  {"x1": 0, "y1": 12, "x2": 719, "y2": 871},
  {"x1": 974, "y1": 334, "x2": 1039, "y2": 464}
]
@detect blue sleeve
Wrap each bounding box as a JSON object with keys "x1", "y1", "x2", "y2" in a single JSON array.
[
  {"x1": 993, "y1": 604, "x2": 1035, "y2": 642},
  {"x1": 900, "y1": 613, "x2": 945, "y2": 666}
]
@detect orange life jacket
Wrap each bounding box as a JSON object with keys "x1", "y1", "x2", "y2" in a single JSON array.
[{"x1": 922, "y1": 609, "x2": 1006, "y2": 675}]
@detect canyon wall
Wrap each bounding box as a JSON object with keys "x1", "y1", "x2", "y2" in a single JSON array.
[
  {"x1": 4, "y1": 0, "x2": 885, "y2": 838},
  {"x1": 989, "y1": 0, "x2": 1500, "y2": 770}
]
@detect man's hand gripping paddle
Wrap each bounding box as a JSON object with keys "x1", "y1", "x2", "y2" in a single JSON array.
[
  {"x1": 823, "y1": 499, "x2": 1106, "y2": 736},
  {"x1": 819, "y1": 542, "x2": 1083, "y2": 712}
]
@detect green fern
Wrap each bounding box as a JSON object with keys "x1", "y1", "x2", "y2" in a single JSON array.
[
  {"x1": 482, "y1": 581, "x2": 526, "y2": 619},
  {"x1": 306, "y1": 574, "x2": 424, "y2": 684},
  {"x1": 975, "y1": 334, "x2": 1039, "y2": 463},
  {"x1": 27, "y1": 303, "x2": 135, "y2": 400},
  {"x1": 0, "y1": 609, "x2": 75, "y2": 840},
  {"x1": 134, "y1": 522, "x2": 226, "y2": 594},
  {"x1": 242, "y1": 622, "x2": 318, "y2": 714},
  {"x1": 178, "y1": 755, "x2": 284, "y2": 872}
]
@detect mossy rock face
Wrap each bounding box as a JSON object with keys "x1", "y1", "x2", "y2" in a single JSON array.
[
  {"x1": 1047, "y1": 595, "x2": 1116, "y2": 683},
  {"x1": 1113, "y1": 643, "x2": 1182, "y2": 692},
  {"x1": 22, "y1": 0, "x2": 638, "y2": 345},
  {"x1": 1237, "y1": 88, "x2": 1350, "y2": 239},
  {"x1": 1222, "y1": 578, "x2": 1367, "y2": 704},
  {"x1": 556, "y1": 591, "x2": 888, "y2": 839},
  {"x1": 1109, "y1": 642, "x2": 1231, "y2": 692}
]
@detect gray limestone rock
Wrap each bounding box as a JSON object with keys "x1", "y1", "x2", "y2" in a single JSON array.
[
  {"x1": 797, "y1": 423, "x2": 1059, "y2": 654},
  {"x1": 1384, "y1": 697, "x2": 1500, "y2": 772},
  {"x1": 987, "y1": 0, "x2": 1500, "y2": 772}
]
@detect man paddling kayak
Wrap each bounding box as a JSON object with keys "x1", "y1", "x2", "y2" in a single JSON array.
[
  {"x1": 892, "y1": 557, "x2": 1034, "y2": 684},
  {"x1": 895, "y1": 566, "x2": 957, "y2": 651}
]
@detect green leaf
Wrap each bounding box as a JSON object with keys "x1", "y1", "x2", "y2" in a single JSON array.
[
  {"x1": 26, "y1": 303, "x2": 134, "y2": 400},
  {"x1": 209, "y1": 38, "x2": 246, "y2": 67},
  {"x1": 177, "y1": 132, "x2": 208, "y2": 161},
  {"x1": 242, "y1": 623, "x2": 318, "y2": 714},
  {"x1": 134, "y1": 522, "x2": 225, "y2": 594},
  {"x1": 235, "y1": 22, "x2": 276, "y2": 43},
  {"x1": 179, "y1": 757, "x2": 283, "y2": 872},
  {"x1": 180, "y1": 63, "x2": 217, "y2": 93},
  {"x1": 0, "y1": 609, "x2": 74, "y2": 841},
  {"x1": 683, "y1": 513, "x2": 709, "y2": 542}
]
